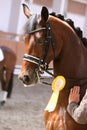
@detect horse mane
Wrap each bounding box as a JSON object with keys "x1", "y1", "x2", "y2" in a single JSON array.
[{"x1": 50, "y1": 12, "x2": 87, "y2": 48}]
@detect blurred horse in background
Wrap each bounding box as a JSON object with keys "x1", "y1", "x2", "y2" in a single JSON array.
[
  {"x1": 19, "y1": 6, "x2": 87, "y2": 130},
  {"x1": 0, "y1": 46, "x2": 16, "y2": 105}
]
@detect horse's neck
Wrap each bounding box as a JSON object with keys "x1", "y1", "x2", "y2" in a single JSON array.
[
  {"x1": 50, "y1": 16, "x2": 85, "y2": 53},
  {"x1": 51, "y1": 17, "x2": 84, "y2": 53},
  {"x1": 50, "y1": 18, "x2": 87, "y2": 78}
]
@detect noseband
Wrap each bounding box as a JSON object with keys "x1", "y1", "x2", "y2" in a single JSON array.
[{"x1": 23, "y1": 20, "x2": 54, "y2": 77}]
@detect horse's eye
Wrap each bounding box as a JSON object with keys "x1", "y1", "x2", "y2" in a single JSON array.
[{"x1": 37, "y1": 39, "x2": 44, "y2": 44}]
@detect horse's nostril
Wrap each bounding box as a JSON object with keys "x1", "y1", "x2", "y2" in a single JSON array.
[{"x1": 23, "y1": 75, "x2": 30, "y2": 83}]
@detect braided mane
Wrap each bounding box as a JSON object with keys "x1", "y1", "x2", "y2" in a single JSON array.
[{"x1": 50, "y1": 12, "x2": 87, "y2": 48}]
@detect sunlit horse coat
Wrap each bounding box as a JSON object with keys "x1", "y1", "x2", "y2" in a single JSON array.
[{"x1": 67, "y1": 89, "x2": 87, "y2": 124}]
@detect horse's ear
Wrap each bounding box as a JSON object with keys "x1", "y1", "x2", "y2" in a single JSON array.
[
  {"x1": 41, "y1": 6, "x2": 49, "y2": 22},
  {"x1": 22, "y1": 4, "x2": 32, "y2": 18}
]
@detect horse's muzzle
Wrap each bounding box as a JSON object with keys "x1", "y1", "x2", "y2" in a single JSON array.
[
  {"x1": 18, "y1": 71, "x2": 39, "y2": 86},
  {"x1": 18, "y1": 74, "x2": 30, "y2": 85},
  {"x1": 22, "y1": 75, "x2": 30, "y2": 85}
]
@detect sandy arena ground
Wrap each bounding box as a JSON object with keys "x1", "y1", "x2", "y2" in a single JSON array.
[{"x1": 0, "y1": 75, "x2": 53, "y2": 130}]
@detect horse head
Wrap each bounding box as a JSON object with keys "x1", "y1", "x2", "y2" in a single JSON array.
[{"x1": 19, "y1": 7, "x2": 61, "y2": 86}]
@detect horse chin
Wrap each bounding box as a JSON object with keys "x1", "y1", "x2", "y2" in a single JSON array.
[
  {"x1": 24, "y1": 83, "x2": 36, "y2": 88},
  {"x1": 23, "y1": 79, "x2": 40, "y2": 87},
  {"x1": 23, "y1": 75, "x2": 40, "y2": 87}
]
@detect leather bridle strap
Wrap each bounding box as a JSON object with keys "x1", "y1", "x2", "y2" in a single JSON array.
[
  {"x1": 29, "y1": 27, "x2": 46, "y2": 34},
  {"x1": 23, "y1": 54, "x2": 48, "y2": 69},
  {"x1": 23, "y1": 54, "x2": 54, "y2": 77},
  {"x1": 23, "y1": 54, "x2": 40, "y2": 65},
  {"x1": 42, "y1": 21, "x2": 52, "y2": 63}
]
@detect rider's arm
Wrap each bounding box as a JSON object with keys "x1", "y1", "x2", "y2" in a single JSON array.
[{"x1": 67, "y1": 90, "x2": 87, "y2": 124}]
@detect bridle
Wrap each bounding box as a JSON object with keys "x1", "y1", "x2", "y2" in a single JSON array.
[{"x1": 23, "y1": 20, "x2": 54, "y2": 77}]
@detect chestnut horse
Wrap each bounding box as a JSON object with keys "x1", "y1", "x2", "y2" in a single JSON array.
[
  {"x1": 19, "y1": 6, "x2": 87, "y2": 130},
  {"x1": 0, "y1": 46, "x2": 16, "y2": 105}
]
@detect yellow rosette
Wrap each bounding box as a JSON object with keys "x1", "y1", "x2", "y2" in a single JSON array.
[{"x1": 45, "y1": 76, "x2": 66, "y2": 112}]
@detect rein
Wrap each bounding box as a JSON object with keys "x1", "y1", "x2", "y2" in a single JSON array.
[{"x1": 23, "y1": 20, "x2": 54, "y2": 77}]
